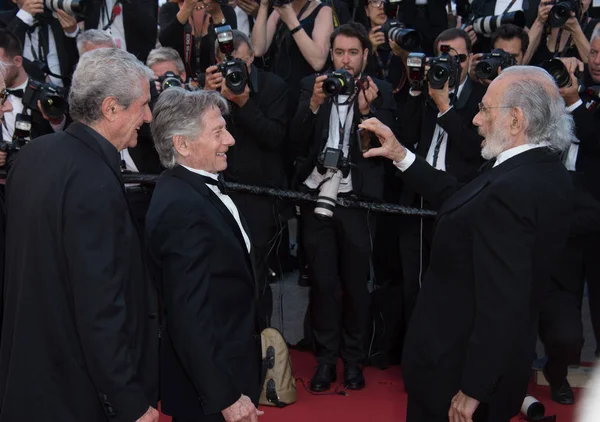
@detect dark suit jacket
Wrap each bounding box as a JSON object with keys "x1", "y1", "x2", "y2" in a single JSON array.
[
  {"x1": 400, "y1": 77, "x2": 486, "y2": 206},
  {"x1": 0, "y1": 122, "x2": 159, "y2": 422},
  {"x1": 1, "y1": 11, "x2": 79, "y2": 86},
  {"x1": 85, "y1": 0, "x2": 158, "y2": 63},
  {"x1": 224, "y1": 66, "x2": 288, "y2": 188},
  {"x1": 573, "y1": 102, "x2": 600, "y2": 202},
  {"x1": 290, "y1": 74, "x2": 396, "y2": 201},
  {"x1": 400, "y1": 147, "x2": 573, "y2": 419},
  {"x1": 129, "y1": 123, "x2": 163, "y2": 174},
  {"x1": 400, "y1": 0, "x2": 448, "y2": 50},
  {"x1": 146, "y1": 165, "x2": 261, "y2": 421}
]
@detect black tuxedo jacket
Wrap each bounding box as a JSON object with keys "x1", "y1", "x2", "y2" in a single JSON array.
[
  {"x1": 400, "y1": 0, "x2": 448, "y2": 46},
  {"x1": 290, "y1": 74, "x2": 396, "y2": 201},
  {"x1": 85, "y1": 0, "x2": 158, "y2": 63},
  {"x1": 572, "y1": 103, "x2": 600, "y2": 201},
  {"x1": 146, "y1": 165, "x2": 261, "y2": 421},
  {"x1": 224, "y1": 67, "x2": 289, "y2": 188},
  {"x1": 400, "y1": 147, "x2": 573, "y2": 419},
  {"x1": 1, "y1": 11, "x2": 79, "y2": 85},
  {"x1": 0, "y1": 122, "x2": 159, "y2": 422},
  {"x1": 129, "y1": 123, "x2": 163, "y2": 174},
  {"x1": 400, "y1": 77, "x2": 486, "y2": 206}
]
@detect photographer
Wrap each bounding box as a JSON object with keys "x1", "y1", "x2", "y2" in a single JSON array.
[
  {"x1": 0, "y1": 30, "x2": 67, "y2": 149},
  {"x1": 538, "y1": 46, "x2": 600, "y2": 405},
  {"x1": 399, "y1": 28, "x2": 485, "y2": 330},
  {"x1": 470, "y1": 24, "x2": 529, "y2": 85},
  {"x1": 84, "y1": 0, "x2": 158, "y2": 64},
  {"x1": 1, "y1": 0, "x2": 79, "y2": 87},
  {"x1": 204, "y1": 29, "x2": 288, "y2": 325},
  {"x1": 289, "y1": 22, "x2": 395, "y2": 392},
  {"x1": 251, "y1": 0, "x2": 333, "y2": 115},
  {"x1": 524, "y1": 0, "x2": 598, "y2": 65},
  {"x1": 159, "y1": 0, "x2": 237, "y2": 78}
]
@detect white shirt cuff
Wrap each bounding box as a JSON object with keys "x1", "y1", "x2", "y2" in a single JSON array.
[
  {"x1": 393, "y1": 150, "x2": 416, "y2": 172},
  {"x1": 565, "y1": 99, "x2": 583, "y2": 113},
  {"x1": 437, "y1": 106, "x2": 454, "y2": 118},
  {"x1": 64, "y1": 26, "x2": 80, "y2": 38},
  {"x1": 16, "y1": 9, "x2": 35, "y2": 26}
]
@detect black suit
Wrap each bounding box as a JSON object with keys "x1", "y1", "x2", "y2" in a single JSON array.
[
  {"x1": 224, "y1": 66, "x2": 288, "y2": 325},
  {"x1": 290, "y1": 74, "x2": 395, "y2": 365},
  {"x1": 0, "y1": 122, "x2": 158, "y2": 422},
  {"x1": 399, "y1": 77, "x2": 486, "y2": 329},
  {"x1": 1, "y1": 11, "x2": 79, "y2": 86},
  {"x1": 85, "y1": 0, "x2": 158, "y2": 63},
  {"x1": 146, "y1": 165, "x2": 261, "y2": 422},
  {"x1": 400, "y1": 148, "x2": 573, "y2": 421},
  {"x1": 399, "y1": 0, "x2": 449, "y2": 56}
]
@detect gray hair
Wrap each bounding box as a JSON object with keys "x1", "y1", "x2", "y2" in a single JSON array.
[
  {"x1": 496, "y1": 66, "x2": 574, "y2": 152},
  {"x1": 592, "y1": 26, "x2": 600, "y2": 43},
  {"x1": 69, "y1": 48, "x2": 154, "y2": 125},
  {"x1": 146, "y1": 47, "x2": 186, "y2": 75},
  {"x1": 0, "y1": 61, "x2": 6, "y2": 79},
  {"x1": 214, "y1": 29, "x2": 255, "y2": 58},
  {"x1": 150, "y1": 88, "x2": 229, "y2": 169},
  {"x1": 76, "y1": 30, "x2": 116, "y2": 55}
]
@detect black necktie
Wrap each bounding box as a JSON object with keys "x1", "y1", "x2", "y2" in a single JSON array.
[
  {"x1": 8, "y1": 89, "x2": 24, "y2": 98},
  {"x1": 198, "y1": 174, "x2": 229, "y2": 194},
  {"x1": 477, "y1": 158, "x2": 496, "y2": 174}
]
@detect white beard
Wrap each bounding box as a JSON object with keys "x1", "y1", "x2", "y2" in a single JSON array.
[{"x1": 481, "y1": 126, "x2": 510, "y2": 160}]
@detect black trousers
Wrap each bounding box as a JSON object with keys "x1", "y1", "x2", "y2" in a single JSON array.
[
  {"x1": 398, "y1": 214, "x2": 435, "y2": 330},
  {"x1": 230, "y1": 192, "x2": 282, "y2": 327},
  {"x1": 301, "y1": 203, "x2": 373, "y2": 365}
]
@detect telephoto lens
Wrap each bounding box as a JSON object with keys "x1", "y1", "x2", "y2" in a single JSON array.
[
  {"x1": 541, "y1": 59, "x2": 572, "y2": 88},
  {"x1": 471, "y1": 10, "x2": 525, "y2": 35},
  {"x1": 548, "y1": 0, "x2": 579, "y2": 27}
]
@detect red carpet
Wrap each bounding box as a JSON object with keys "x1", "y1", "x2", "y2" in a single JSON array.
[{"x1": 159, "y1": 349, "x2": 579, "y2": 422}]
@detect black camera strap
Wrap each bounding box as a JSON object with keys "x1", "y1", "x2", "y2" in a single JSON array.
[
  {"x1": 552, "y1": 28, "x2": 573, "y2": 58},
  {"x1": 374, "y1": 50, "x2": 394, "y2": 80},
  {"x1": 502, "y1": 0, "x2": 518, "y2": 14},
  {"x1": 334, "y1": 89, "x2": 360, "y2": 151},
  {"x1": 101, "y1": 0, "x2": 122, "y2": 31}
]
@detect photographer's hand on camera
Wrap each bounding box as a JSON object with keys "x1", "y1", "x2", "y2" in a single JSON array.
[
  {"x1": 470, "y1": 53, "x2": 494, "y2": 86},
  {"x1": 456, "y1": 16, "x2": 477, "y2": 47},
  {"x1": 563, "y1": 11, "x2": 580, "y2": 33},
  {"x1": 221, "y1": 79, "x2": 250, "y2": 107},
  {"x1": 37, "y1": 100, "x2": 66, "y2": 127},
  {"x1": 17, "y1": 0, "x2": 44, "y2": 17},
  {"x1": 369, "y1": 26, "x2": 386, "y2": 51},
  {"x1": 309, "y1": 74, "x2": 328, "y2": 113},
  {"x1": 359, "y1": 117, "x2": 406, "y2": 162},
  {"x1": 428, "y1": 80, "x2": 451, "y2": 113},
  {"x1": 56, "y1": 9, "x2": 78, "y2": 35},
  {"x1": 536, "y1": 1, "x2": 553, "y2": 24},
  {"x1": 204, "y1": 65, "x2": 224, "y2": 91},
  {"x1": 358, "y1": 75, "x2": 379, "y2": 116},
  {"x1": 237, "y1": 0, "x2": 259, "y2": 18},
  {"x1": 558, "y1": 57, "x2": 584, "y2": 106},
  {"x1": 275, "y1": 3, "x2": 300, "y2": 30}
]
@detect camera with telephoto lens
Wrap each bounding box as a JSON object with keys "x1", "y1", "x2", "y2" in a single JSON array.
[
  {"x1": 475, "y1": 48, "x2": 517, "y2": 80},
  {"x1": 541, "y1": 58, "x2": 579, "y2": 88},
  {"x1": 44, "y1": 0, "x2": 87, "y2": 19},
  {"x1": 215, "y1": 25, "x2": 248, "y2": 95},
  {"x1": 322, "y1": 69, "x2": 356, "y2": 96},
  {"x1": 314, "y1": 147, "x2": 350, "y2": 218},
  {"x1": 378, "y1": 20, "x2": 421, "y2": 51},
  {"x1": 22, "y1": 79, "x2": 68, "y2": 120},
  {"x1": 407, "y1": 46, "x2": 462, "y2": 90},
  {"x1": 548, "y1": 0, "x2": 581, "y2": 28},
  {"x1": 158, "y1": 71, "x2": 183, "y2": 91},
  {"x1": 464, "y1": 10, "x2": 526, "y2": 35}
]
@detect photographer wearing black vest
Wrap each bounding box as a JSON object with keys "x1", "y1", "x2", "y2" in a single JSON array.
[{"x1": 290, "y1": 22, "x2": 395, "y2": 392}]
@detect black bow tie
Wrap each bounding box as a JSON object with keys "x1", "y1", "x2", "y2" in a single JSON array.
[
  {"x1": 199, "y1": 174, "x2": 229, "y2": 194},
  {"x1": 8, "y1": 89, "x2": 24, "y2": 98}
]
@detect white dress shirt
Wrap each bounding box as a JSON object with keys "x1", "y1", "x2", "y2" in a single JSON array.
[
  {"x1": 304, "y1": 95, "x2": 354, "y2": 193},
  {"x1": 494, "y1": 0, "x2": 523, "y2": 16},
  {"x1": 181, "y1": 165, "x2": 252, "y2": 253},
  {"x1": 424, "y1": 79, "x2": 467, "y2": 171},
  {"x1": 234, "y1": 6, "x2": 251, "y2": 36},
  {"x1": 17, "y1": 9, "x2": 79, "y2": 87},
  {"x1": 563, "y1": 99, "x2": 583, "y2": 171},
  {"x1": 98, "y1": 0, "x2": 127, "y2": 50}
]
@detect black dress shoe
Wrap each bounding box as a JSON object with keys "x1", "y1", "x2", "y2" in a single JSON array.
[
  {"x1": 310, "y1": 363, "x2": 337, "y2": 392},
  {"x1": 344, "y1": 364, "x2": 365, "y2": 390},
  {"x1": 550, "y1": 380, "x2": 575, "y2": 405}
]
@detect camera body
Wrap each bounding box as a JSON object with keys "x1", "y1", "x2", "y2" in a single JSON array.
[
  {"x1": 548, "y1": 0, "x2": 581, "y2": 27},
  {"x1": 407, "y1": 45, "x2": 462, "y2": 90},
  {"x1": 322, "y1": 69, "x2": 356, "y2": 96},
  {"x1": 378, "y1": 20, "x2": 421, "y2": 51},
  {"x1": 157, "y1": 71, "x2": 184, "y2": 91},
  {"x1": 475, "y1": 48, "x2": 517, "y2": 80},
  {"x1": 314, "y1": 147, "x2": 350, "y2": 218},
  {"x1": 215, "y1": 25, "x2": 249, "y2": 95},
  {"x1": 22, "y1": 79, "x2": 68, "y2": 120}
]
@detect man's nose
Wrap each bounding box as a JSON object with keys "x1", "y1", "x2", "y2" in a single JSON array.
[{"x1": 143, "y1": 104, "x2": 152, "y2": 123}]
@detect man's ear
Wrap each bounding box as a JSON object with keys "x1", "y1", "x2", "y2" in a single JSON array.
[
  {"x1": 100, "y1": 97, "x2": 119, "y2": 121},
  {"x1": 173, "y1": 135, "x2": 190, "y2": 157}
]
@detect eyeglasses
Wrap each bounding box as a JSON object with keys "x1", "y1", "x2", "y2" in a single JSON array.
[
  {"x1": 478, "y1": 103, "x2": 515, "y2": 113},
  {"x1": 368, "y1": 0, "x2": 386, "y2": 8},
  {"x1": 0, "y1": 89, "x2": 8, "y2": 107},
  {"x1": 457, "y1": 54, "x2": 468, "y2": 63}
]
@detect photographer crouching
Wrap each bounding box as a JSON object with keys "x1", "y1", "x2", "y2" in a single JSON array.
[
  {"x1": 204, "y1": 27, "x2": 289, "y2": 326},
  {"x1": 289, "y1": 22, "x2": 395, "y2": 392}
]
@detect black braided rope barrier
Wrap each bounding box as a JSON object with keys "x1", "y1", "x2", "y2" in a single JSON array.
[{"x1": 123, "y1": 173, "x2": 437, "y2": 218}]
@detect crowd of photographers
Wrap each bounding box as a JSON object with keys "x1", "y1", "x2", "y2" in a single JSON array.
[{"x1": 0, "y1": 0, "x2": 599, "y2": 412}]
